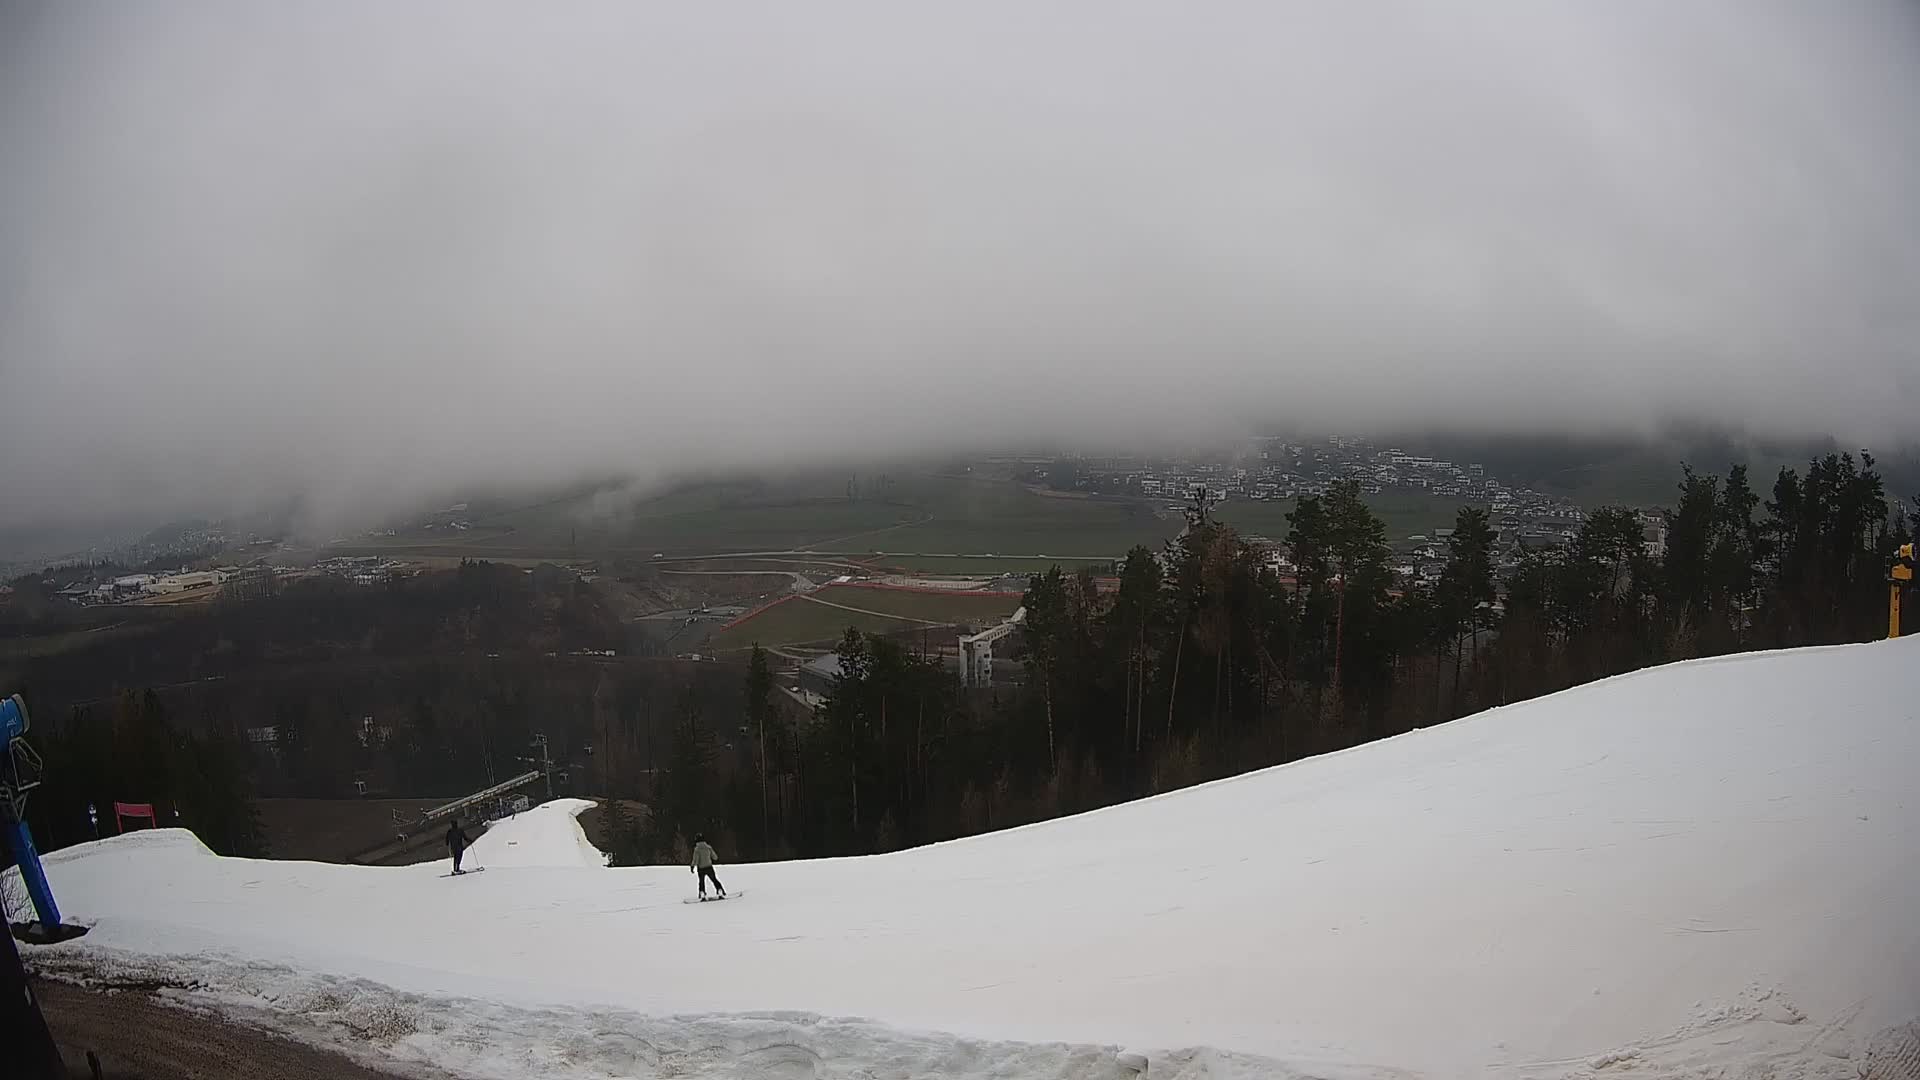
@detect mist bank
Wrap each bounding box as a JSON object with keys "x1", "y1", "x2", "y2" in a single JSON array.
[
  {"x1": 4, "y1": 3, "x2": 1917, "y2": 538},
  {"x1": 5, "y1": 428, "x2": 1914, "y2": 571}
]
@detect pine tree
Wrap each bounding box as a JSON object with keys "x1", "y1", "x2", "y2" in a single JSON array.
[
  {"x1": 1022, "y1": 569, "x2": 1069, "y2": 772},
  {"x1": 176, "y1": 727, "x2": 268, "y2": 857},
  {"x1": 1715, "y1": 465, "x2": 1761, "y2": 613},
  {"x1": 1282, "y1": 501, "x2": 1328, "y2": 695},
  {"x1": 1435, "y1": 506, "x2": 1498, "y2": 717},
  {"x1": 1662, "y1": 468, "x2": 1720, "y2": 626},
  {"x1": 1322, "y1": 480, "x2": 1391, "y2": 697},
  {"x1": 819, "y1": 628, "x2": 874, "y2": 847},
  {"x1": 745, "y1": 644, "x2": 775, "y2": 855},
  {"x1": 661, "y1": 697, "x2": 715, "y2": 842},
  {"x1": 600, "y1": 795, "x2": 633, "y2": 866},
  {"x1": 1107, "y1": 546, "x2": 1165, "y2": 756}
]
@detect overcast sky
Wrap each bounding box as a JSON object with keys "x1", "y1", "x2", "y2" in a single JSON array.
[{"x1": 3, "y1": 2, "x2": 1917, "y2": 534}]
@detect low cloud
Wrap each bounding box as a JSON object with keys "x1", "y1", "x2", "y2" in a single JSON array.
[{"x1": 3, "y1": 2, "x2": 1916, "y2": 534}]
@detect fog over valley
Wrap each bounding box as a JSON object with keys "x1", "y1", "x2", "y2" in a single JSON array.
[{"x1": 3, "y1": 2, "x2": 1917, "y2": 538}]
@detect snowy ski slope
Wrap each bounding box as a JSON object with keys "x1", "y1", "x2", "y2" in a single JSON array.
[{"x1": 19, "y1": 638, "x2": 1920, "y2": 1079}]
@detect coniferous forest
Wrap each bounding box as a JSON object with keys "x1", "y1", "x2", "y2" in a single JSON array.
[{"x1": 622, "y1": 453, "x2": 1912, "y2": 864}]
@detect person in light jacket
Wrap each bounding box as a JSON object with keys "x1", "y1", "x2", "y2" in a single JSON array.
[{"x1": 691, "y1": 834, "x2": 725, "y2": 899}]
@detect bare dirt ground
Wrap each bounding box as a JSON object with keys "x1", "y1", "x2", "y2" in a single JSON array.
[
  {"x1": 255, "y1": 798, "x2": 448, "y2": 862},
  {"x1": 36, "y1": 978, "x2": 419, "y2": 1080},
  {"x1": 573, "y1": 798, "x2": 650, "y2": 853}
]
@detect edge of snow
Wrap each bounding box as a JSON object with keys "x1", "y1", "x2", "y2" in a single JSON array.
[
  {"x1": 33, "y1": 941, "x2": 1913, "y2": 1080},
  {"x1": 25, "y1": 943, "x2": 1329, "y2": 1080},
  {"x1": 806, "y1": 638, "x2": 1881, "y2": 870}
]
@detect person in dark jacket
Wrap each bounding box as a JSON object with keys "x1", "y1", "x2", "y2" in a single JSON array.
[{"x1": 446, "y1": 819, "x2": 471, "y2": 874}]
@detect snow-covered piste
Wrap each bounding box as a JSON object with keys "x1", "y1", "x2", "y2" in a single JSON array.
[{"x1": 18, "y1": 638, "x2": 1920, "y2": 1079}]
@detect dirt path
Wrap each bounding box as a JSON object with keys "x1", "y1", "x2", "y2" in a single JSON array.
[{"x1": 36, "y1": 978, "x2": 418, "y2": 1080}]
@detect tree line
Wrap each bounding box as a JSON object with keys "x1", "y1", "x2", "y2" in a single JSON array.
[
  {"x1": 6, "y1": 558, "x2": 683, "y2": 864},
  {"x1": 617, "y1": 453, "x2": 1911, "y2": 864},
  {"x1": 24, "y1": 688, "x2": 267, "y2": 858}
]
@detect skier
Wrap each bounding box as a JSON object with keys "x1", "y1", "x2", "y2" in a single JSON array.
[
  {"x1": 446, "y1": 818, "x2": 471, "y2": 875},
  {"x1": 691, "y1": 834, "x2": 725, "y2": 899}
]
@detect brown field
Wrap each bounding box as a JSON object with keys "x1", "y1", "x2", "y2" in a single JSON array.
[
  {"x1": 807, "y1": 585, "x2": 1019, "y2": 621},
  {"x1": 707, "y1": 585, "x2": 1020, "y2": 652},
  {"x1": 573, "y1": 798, "x2": 649, "y2": 854},
  {"x1": 254, "y1": 798, "x2": 449, "y2": 862}
]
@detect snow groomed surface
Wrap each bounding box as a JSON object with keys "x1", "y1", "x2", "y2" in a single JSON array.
[{"x1": 19, "y1": 638, "x2": 1920, "y2": 1079}]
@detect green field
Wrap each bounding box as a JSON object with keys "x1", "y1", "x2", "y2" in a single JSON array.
[
  {"x1": 814, "y1": 476, "x2": 1174, "y2": 558},
  {"x1": 351, "y1": 471, "x2": 1178, "y2": 562},
  {"x1": 708, "y1": 584, "x2": 1021, "y2": 652},
  {"x1": 465, "y1": 481, "x2": 924, "y2": 554},
  {"x1": 346, "y1": 470, "x2": 1485, "y2": 567}
]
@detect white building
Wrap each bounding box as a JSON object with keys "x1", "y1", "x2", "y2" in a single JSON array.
[{"x1": 959, "y1": 607, "x2": 1026, "y2": 688}]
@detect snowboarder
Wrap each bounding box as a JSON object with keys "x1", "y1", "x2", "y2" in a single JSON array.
[
  {"x1": 691, "y1": 834, "x2": 725, "y2": 899},
  {"x1": 446, "y1": 819, "x2": 471, "y2": 874}
]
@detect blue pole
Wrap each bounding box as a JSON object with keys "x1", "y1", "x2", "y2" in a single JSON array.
[
  {"x1": 0, "y1": 696, "x2": 23, "y2": 741},
  {"x1": 0, "y1": 695, "x2": 62, "y2": 928},
  {"x1": 3, "y1": 820, "x2": 60, "y2": 928}
]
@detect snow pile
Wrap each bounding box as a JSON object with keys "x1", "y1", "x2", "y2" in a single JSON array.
[
  {"x1": 39, "y1": 824, "x2": 216, "y2": 863},
  {"x1": 21, "y1": 639, "x2": 1920, "y2": 1079},
  {"x1": 468, "y1": 797, "x2": 606, "y2": 868}
]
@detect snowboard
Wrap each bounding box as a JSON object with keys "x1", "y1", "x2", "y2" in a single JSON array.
[
  {"x1": 684, "y1": 891, "x2": 743, "y2": 904},
  {"x1": 442, "y1": 866, "x2": 487, "y2": 878}
]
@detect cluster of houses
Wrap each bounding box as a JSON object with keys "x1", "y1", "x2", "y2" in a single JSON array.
[
  {"x1": 1037, "y1": 439, "x2": 1665, "y2": 586},
  {"x1": 1240, "y1": 509, "x2": 1665, "y2": 589},
  {"x1": 49, "y1": 555, "x2": 425, "y2": 604},
  {"x1": 55, "y1": 567, "x2": 231, "y2": 604},
  {"x1": 314, "y1": 556, "x2": 411, "y2": 586},
  {"x1": 1045, "y1": 438, "x2": 1591, "y2": 527}
]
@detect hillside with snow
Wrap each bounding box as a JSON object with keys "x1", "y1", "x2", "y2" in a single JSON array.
[{"x1": 18, "y1": 639, "x2": 1920, "y2": 1079}]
